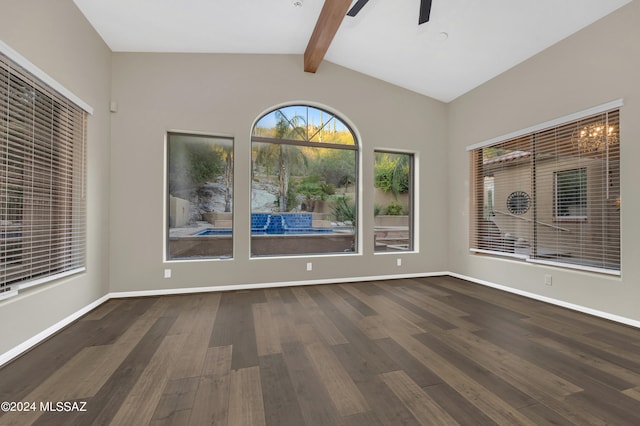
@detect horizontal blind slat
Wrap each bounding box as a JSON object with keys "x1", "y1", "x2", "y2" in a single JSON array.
[{"x1": 0, "y1": 51, "x2": 86, "y2": 293}]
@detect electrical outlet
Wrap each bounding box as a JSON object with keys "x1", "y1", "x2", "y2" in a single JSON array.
[
  {"x1": 544, "y1": 274, "x2": 552, "y2": 286},
  {"x1": 306, "y1": 262, "x2": 312, "y2": 271},
  {"x1": 164, "y1": 269, "x2": 172, "y2": 279},
  {"x1": 397, "y1": 258, "x2": 402, "y2": 267}
]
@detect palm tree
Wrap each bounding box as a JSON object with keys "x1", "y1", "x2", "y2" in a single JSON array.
[
  {"x1": 374, "y1": 152, "x2": 410, "y2": 199},
  {"x1": 254, "y1": 111, "x2": 307, "y2": 211},
  {"x1": 254, "y1": 110, "x2": 320, "y2": 212},
  {"x1": 388, "y1": 154, "x2": 410, "y2": 199},
  {"x1": 223, "y1": 147, "x2": 233, "y2": 212},
  {"x1": 207, "y1": 142, "x2": 234, "y2": 212}
]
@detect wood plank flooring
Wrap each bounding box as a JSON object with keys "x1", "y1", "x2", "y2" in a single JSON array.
[{"x1": 2, "y1": 276, "x2": 640, "y2": 425}]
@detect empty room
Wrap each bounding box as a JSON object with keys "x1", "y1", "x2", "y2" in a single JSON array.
[{"x1": 1, "y1": 0, "x2": 640, "y2": 424}]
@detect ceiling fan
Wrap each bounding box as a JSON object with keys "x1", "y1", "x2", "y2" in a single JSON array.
[{"x1": 347, "y1": 0, "x2": 433, "y2": 24}]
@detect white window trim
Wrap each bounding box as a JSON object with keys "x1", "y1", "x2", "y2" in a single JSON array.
[
  {"x1": 249, "y1": 104, "x2": 360, "y2": 258},
  {"x1": 164, "y1": 131, "x2": 235, "y2": 261},
  {"x1": 373, "y1": 149, "x2": 417, "y2": 254}
]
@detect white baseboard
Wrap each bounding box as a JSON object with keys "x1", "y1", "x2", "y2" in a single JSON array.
[
  {"x1": 0, "y1": 294, "x2": 110, "y2": 367},
  {"x1": 3, "y1": 270, "x2": 639, "y2": 368},
  {"x1": 109, "y1": 272, "x2": 443, "y2": 299},
  {"x1": 447, "y1": 272, "x2": 640, "y2": 329}
]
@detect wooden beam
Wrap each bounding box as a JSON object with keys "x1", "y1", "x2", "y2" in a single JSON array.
[{"x1": 304, "y1": 0, "x2": 353, "y2": 73}]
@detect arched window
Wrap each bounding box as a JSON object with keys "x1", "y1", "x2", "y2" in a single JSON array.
[{"x1": 251, "y1": 105, "x2": 358, "y2": 257}]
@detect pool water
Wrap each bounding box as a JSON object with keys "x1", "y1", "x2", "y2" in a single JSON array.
[
  {"x1": 194, "y1": 227, "x2": 334, "y2": 236},
  {"x1": 194, "y1": 213, "x2": 337, "y2": 236}
]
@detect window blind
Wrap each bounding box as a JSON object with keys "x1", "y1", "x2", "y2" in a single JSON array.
[
  {"x1": 470, "y1": 108, "x2": 620, "y2": 274},
  {"x1": 0, "y1": 52, "x2": 87, "y2": 299}
]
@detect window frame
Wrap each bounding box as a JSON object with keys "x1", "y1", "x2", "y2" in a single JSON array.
[
  {"x1": 0, "y1": 43, "x2": 91, "y2": 300},
  {"x1": 165, "y1": 131, "x2": 235, "y2": 262},
  {"x1": 468, "y1": 100, "x2": 622, "y2": 275},
  {"x1": 373, "y1": 150, "x2": 415, "y2": 253},
  {"x1": 250, "y1": 104, "x2": 359, "y2": 258}
]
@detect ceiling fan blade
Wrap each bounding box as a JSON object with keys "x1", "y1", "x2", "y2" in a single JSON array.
[
  {"x1": 347, "y1": 0, "x2": 370, "y2": 17},
  {"x1": 419, "y1": 0, "x2": 432, "y2": 24}
]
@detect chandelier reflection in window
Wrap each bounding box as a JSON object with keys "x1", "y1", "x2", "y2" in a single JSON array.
[
  {"x1": 572, "y1": 119, "x2": 619, "y2": 154},
  {"x1": 571, "y1": 112, "x2": 619, "y2": 200}
]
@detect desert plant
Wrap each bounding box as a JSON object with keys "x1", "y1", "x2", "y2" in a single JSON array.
[
  {"x1": 331, "y1": 195, "x2": 356, "y2": 224},
  {"x1": 321, "y1": 182, "x2": 336, "y2": 196}
]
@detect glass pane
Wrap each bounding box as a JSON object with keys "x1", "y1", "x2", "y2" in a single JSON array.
[
  {"x1": 308, "y1": 115, "x2": 355, "y2": 145},
  {"x1": 0, "y1": 56, "x2": 87, "y2": 291},
  {"x1": 483, "y1": 176, "x2": 495, "y2": 219},
  {"x1": 251, "y1": 141, "x2": 357, "y2": 256},
  {"x1": 167, "y1": 133, "x2": 233, "y2": 259},
  {"x1": 475, "y1": 137, "x2": 533, "y2": 255},
  {"x1": 374, "y1": 152, "x2": 413, "y2": 252},
  {"x1": 253, "y1": 105, "x2": 355, "y2": 146},
  {"x1": 253, "y1": 108, "x2": 306, "y2": 141},
  {"x1": 554, "y1": 168, "x2": 587, "y2": 218},
  {"x1": 472, "y1": 109, "x2": 620, "y2": 272},
  {"x1": 535, "y1": 112, "x2": 620, "y2": 270}
]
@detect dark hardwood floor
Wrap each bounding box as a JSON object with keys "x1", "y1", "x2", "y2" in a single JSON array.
[{"x1": 2, "y1": 276, "x2": 640, "y2": 425}]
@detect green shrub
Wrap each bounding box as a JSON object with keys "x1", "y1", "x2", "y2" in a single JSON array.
[
  {"x1": 385, "y1": 201, "x2": 404, "y2": 215},
  {"x1": 321, "y1": 182, "x2": 336, "y2": 195}
]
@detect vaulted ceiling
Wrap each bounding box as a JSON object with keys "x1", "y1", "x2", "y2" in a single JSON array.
[{"x1": 73, "y1": 0, "x2": 631, "y2": 102}]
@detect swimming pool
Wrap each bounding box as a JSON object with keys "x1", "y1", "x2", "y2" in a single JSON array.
[
  {"x1": 194, "y1": 227, "x2": 334, "y2": 236},
  {"x1": 194, "y1": 228, "x2": 232, "y2": 236},
  {"x1": 194, "y1": 213, "x2": 340, "y2": 236}
]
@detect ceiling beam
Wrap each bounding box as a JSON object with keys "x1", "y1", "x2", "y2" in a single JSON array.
[
  {"x1": 419, "y1": 0, "x2": 432, "y2": 24},
  {"x1": 304, "y1": 0, "x2": 353, "y2": 73}
]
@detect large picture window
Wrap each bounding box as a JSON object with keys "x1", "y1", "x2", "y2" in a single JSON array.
[
  {"x1": 470, "y1": 106, "x2": 620, "y2": 274},
  {"x1": 373, "y1": 151, "x2": 414, "y2": 252},
  {"x1": 166, "y1": 133, "x2": 233, "y2": 260},
  {"x1": 251, "y1": 105, "x2": 358, "y2": 257},
  {"x1": 0, "y1": 51, "x2": 87, "y2": 299}
]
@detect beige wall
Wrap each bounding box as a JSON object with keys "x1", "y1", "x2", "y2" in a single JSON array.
[
  {"x1": 448, "y1": 0, "x2": 640, "y2": 321},
  {"x1": 0, "y1": 1, "x2": 112, "y2": 355},
  {"x1": 110, "y1": 54, "x2": 448, "y2": 292}
]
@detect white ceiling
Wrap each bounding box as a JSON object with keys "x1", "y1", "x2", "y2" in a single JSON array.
[{"x1": 73, "y1": 0, "x2": 631, "y2": 103}]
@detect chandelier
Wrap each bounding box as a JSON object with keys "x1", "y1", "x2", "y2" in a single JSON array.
[{"x1": 572, "y1": 121, "x2": 618, "y2": 153}]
